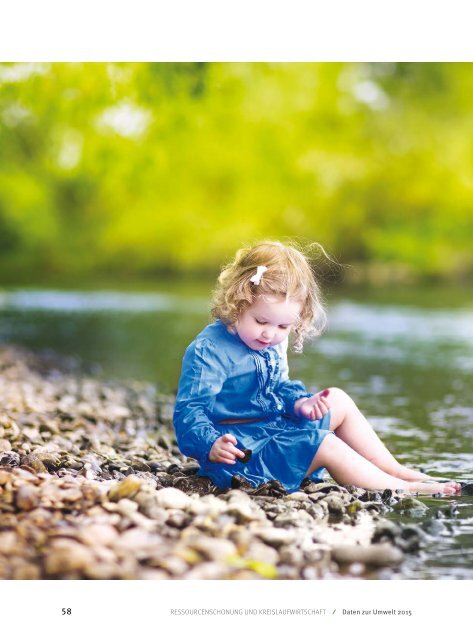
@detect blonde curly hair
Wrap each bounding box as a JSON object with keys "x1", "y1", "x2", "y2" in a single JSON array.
[{"x1": 211, "y1": 240, "x2": 328, "y2": 352}]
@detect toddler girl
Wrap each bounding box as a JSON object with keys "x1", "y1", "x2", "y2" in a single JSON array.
[{"x1": 173, "y1": 241, "x2": 460, "y2": 495}]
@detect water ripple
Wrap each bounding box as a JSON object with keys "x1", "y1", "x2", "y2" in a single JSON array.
[
  {"x1": 329, "y1": 302, "x2": 473, "y2": 343},
  {"x1": 0, "y1": 290, "x2": 208, "y2": 314}
]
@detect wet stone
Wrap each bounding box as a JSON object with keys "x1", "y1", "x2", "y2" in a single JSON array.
[
  {"x1": 393, "y1": 497, "x2": 429, "y2": 515},
  {"x1": 461, "y1": 482, "x2": 473, "y2": 496},
  {"x1": 371, "y1": 520, "x2": 402, "y2": 544},
  {"x1": 396, "y1": 525, "x2": 426, "y2": 552}
]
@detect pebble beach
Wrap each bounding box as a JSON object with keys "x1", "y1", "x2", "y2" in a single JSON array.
[{"x1": 0, "y1": 345, "x2": 430, "y2": 580}]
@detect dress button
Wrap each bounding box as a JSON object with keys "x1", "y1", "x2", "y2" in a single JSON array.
[{"x1": 277, "y1": 403, "x2": 283, "y2": 410}]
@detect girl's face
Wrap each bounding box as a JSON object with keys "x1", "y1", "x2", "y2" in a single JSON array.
[{"x1": 236, "y1": 295, "x2": 302, "y2": 351}]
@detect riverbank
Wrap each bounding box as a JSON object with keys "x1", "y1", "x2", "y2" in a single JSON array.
[{"x1": 0, "y1": 345, "x2": 427, "y2": 579}]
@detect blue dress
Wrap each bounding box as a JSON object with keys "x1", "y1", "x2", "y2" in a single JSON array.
[{"x1": 173, "y1": 319, "x2": 332, "y2": 493}]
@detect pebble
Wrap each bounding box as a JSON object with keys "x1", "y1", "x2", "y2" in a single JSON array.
[
  {"x1": 331, "y1": 543, "x2": 404, "y2": 567},
  {"x1": 284, "y1": 491, "x2": 309, "y2": 501},
  {"x1": 274, "y1": 510, "x2": 314, "y2": 528},
  {"x1": 225, "y1": 501, "x2": 266, "y2": 524},
  {"x1": 15, "y1": 485, "x2": 40, "y2": 511},
  {"x1": 183, "y1": 562, "x2": 232, "y2": 580},
  {"x1": 44, "y1": 540, "x2": 96, "y2": 575},
  {"x1": 321, "y1": 495, "x2": 346, "y2": 516},
  {"x1": 393, "y1": 496, "x2": 429, "y2": 515},
  {"x1": 108, "y1": 476, "x2": 142, "y2": 502},
  {"x1": 254, "y1": 527, "x2": 297, "y2": 548},
  {"x1": 78, "y1": 524, "x2": 119, "y2": 547},
  {"x1": 155, "y1": 487, "x2": 193, "y2": 510},
  {"x1": 461, "y1": 483, "x2": 473, "y2": 496},
  {"x1": 278, "y1": 545, "x2": 304, "y2": 566},
  {"x1": 188, "y1": 536, "x2": 237, "y2": 561}
]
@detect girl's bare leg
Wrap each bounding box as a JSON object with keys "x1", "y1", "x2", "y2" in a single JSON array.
[
  {"x1": 327, "y1": 387, "x2": 432, "y2": 481},
  {"x1": 306, "y1": 434, "x2": 458, "y2": 494}
]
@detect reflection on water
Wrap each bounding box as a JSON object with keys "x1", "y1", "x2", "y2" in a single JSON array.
[{"x1": 0, "y1": 285, "x2": 472, "y2": 579}]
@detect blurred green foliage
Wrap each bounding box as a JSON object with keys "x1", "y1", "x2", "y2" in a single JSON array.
[{"x1": 1, "y1": 62, "x2": 472, "y2": 283}]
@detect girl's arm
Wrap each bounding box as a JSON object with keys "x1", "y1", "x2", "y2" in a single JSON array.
[
  {"x1": 173, "y1": 338, "x2": 229, "y2": 462},
  {"x1": 276, "y1": 378, "x2": 313, "y2": 417},
  {"x1": 274, "y1": 339, "x2": 312, "y2": 417}
]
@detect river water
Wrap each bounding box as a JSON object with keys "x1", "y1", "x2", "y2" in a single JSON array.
[{"x1": 0, "y1": 284, "x2": 472, "y2": 579}]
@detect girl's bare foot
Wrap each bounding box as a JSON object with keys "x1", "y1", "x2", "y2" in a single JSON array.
[{"x1": 407, "y1": 480, "x2": 461, "y2": 495}]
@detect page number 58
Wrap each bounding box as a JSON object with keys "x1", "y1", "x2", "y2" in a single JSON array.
[{"x1": 62, "y1": 608, "x2": 72, "y2": 615}]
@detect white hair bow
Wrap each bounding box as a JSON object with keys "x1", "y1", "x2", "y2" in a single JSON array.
[{"x1": 250, "y1": 265, "x2": 268, "y2": 285}]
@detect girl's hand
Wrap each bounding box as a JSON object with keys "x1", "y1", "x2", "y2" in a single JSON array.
[
  {"x1": 209, "y1": 433, "x2": 246, "y2": 464},
  {"x1": 295, "y1": 389, "x2": 330, "y2": 421}
]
